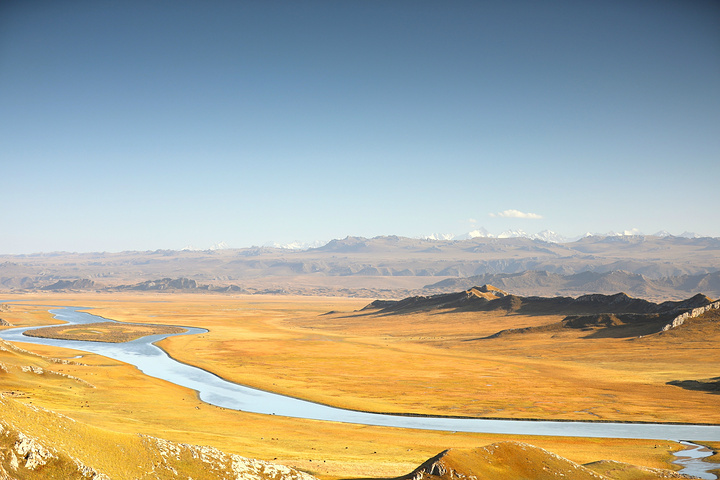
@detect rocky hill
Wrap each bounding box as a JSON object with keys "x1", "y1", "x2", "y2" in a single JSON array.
[
  {"x1": 363, "y1": 286, "x2": 719, "y2": 338},
  {"x1": 423, "y1": 270, "x2": 720, "y2": 299},
  {"x1": 366, "y1": 286, "x2": 714, "y2": 315}
]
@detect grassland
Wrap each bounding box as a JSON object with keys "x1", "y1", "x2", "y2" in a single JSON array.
[
  {"x1": 0, "y1": 292, "x2": 718, "y2": 478},
  {"x1": 23, "y1": 321, "x2": 187, "y2": 343}
]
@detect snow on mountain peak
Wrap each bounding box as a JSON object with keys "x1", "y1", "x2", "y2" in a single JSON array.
[
  {"x1": 210, "y1": 241, "x2": 229, "y2": 250},
  {"x1": 417, "y1": 227, "x2": 707, "y2": 244},
  {"x1": 497, "y1": 229, "x2": 529, "y2": 239},
  {"x1": 423, "y1": 233, "x2": 456, "y2": 241},
  {"x1": 262, "y1": 240, "x2": 328, "y2": 250}
]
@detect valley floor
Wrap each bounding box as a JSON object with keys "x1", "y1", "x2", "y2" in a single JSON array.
[{"x1": 0, "y1": 292, "x2": 718, "y2": 478}]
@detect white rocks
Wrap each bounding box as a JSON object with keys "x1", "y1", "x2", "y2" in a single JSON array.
[
  {"x1": 230, "y1": 454, "x2": 317, "y2": 480},
  {"x1": 14, "y1": 432, "x2": 54, "y2": 470},
  {"x1": 141, "y1": 434, "x2": 318, "y2": 480},
  {"x1": 20, "y1": 365, "x2": 44, "y2": 374},
  {"x1": 662, "y1": 300, "x2": 720, "y2": 331}
]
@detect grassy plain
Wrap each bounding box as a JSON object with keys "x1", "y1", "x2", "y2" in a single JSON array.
[
  {"x1": 1, "y1": 292, "x2": 718, "y2": 478},
  {"x1": 24, "y1": 321, "x2": 187, "y2": 343}
]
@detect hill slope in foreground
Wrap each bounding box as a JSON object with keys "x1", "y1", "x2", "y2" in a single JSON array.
[
  {"x1": 400, "y1": 442, "x2": 693, "y2": 480},
  {"x1": 0, "y1": 392, "x2": 314, "y2": 480},
  {"x1": 0, "y1": 393, "x2": 699, "y2": 480}
]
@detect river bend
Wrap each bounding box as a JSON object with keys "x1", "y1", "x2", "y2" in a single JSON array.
[{"x1": 1, "y1": 306, "x2": 719, "y2": 443}]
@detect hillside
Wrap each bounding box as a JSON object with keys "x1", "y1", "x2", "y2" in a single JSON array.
[
  {"x1": 1, "y1": 235, "x2": 719, "y2": 300},
  {"x1": 0, "y1": 394, "x2": 317, "y2": 480},
  {"x1": 0, "y1": 400, "x2": 697, "y2": 480},
  {"x1": 423, "y1": 270, "x2": 720, "y2": 300},
  {"x1": 396, "y1": 442, "x2": 693, "y2": 480},
  {"x1": 0, "y1": 338, "x2": 317, "y2": 480},
  {"x1": 362, "y1": 286, "x2": 719, "y2": 338}
]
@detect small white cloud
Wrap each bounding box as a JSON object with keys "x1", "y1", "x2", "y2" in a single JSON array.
[
  {"x1": 490, "y1": 209, "x2": 543, "y2": 219},
  {"x1": 468, "y1": 218, "x2": 477, "y2": 224}
]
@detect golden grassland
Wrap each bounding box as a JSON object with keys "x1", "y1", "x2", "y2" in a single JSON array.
[
  {"x1": 23, "y1": 321, "x2": 187, "y2": 343},
  {"x1": 0, "y1": 292, "x2": 718, "y2": 478}
]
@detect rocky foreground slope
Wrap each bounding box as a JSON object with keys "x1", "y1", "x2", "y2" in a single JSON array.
[
  {"x1": 0, "y1": 393, "x2": 316, "y2": 480},
  {"x1": 0, "y1": 395, "x2": 704, "y2": 480}
]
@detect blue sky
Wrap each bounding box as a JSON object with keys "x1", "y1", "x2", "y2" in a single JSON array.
[{"x1": 1, "y1": 1, "x2": 719, "y2": 253}]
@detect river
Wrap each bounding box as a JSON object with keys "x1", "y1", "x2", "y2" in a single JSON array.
[{"x1": 0, "y1": 306, "x2": 718, "y2": 476}]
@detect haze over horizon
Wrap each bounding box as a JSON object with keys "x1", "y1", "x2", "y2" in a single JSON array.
[{"x1": 2, "y1": 1, "x2": 718, "y2": 255}]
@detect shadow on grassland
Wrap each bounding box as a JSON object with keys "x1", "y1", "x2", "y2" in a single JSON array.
[{"x1": 667, "y1": 377, "x2": 720, "y2": 395}]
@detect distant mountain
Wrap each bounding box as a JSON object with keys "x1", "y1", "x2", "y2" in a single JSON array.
[
  {"x1": 420, "y1": 229, "x2": 711, "y2": 244},
  {"x1": 262, "y1": 240, "x2": 327, "y2": 250},
  {"x1": 41, "y1": 279, "x2": 96, "y2": 291},
  {"x1": 423, "y1": 228, "x2": 571, "y2": 243},
  {"x1": 424, "y1": 270, "x2": 720, "y2": 300},
  {"x1": 1, "y1": 234, "x2": 719, "y2": 300}
]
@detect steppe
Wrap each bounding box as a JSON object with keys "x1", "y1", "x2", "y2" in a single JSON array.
[{"x1": 1, "y1": 291, "x2": 718, "y2": 479}]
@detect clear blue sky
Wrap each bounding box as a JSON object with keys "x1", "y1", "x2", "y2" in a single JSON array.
[{"x1": 1, "y1": 1, "x2": 719, "y2": 253}]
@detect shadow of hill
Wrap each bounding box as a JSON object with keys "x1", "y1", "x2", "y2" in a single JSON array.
[{"x1": 667, "y1": 377, "x2": 720, "y2": 395}]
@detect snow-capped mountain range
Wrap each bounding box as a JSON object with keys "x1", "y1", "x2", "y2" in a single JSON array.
[
  {"x1": 422, "y1": 227, "x2": 702, "y2": 243},
  {"x1": 422, "y1": 228, "x2": 702, "y2": 243},
  {"x1": 192, "y1": 229, "x2": 705, "y2": 251}
]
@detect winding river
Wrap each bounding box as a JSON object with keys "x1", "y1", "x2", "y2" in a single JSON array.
[{"x1": 0, "y1": 306, "x2": 718, "y2": 477}]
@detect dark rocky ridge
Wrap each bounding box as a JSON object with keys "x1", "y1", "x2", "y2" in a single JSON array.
[
  {"x1": 365, "y1": 287, "x2": 713, "y2": 315},
  {"x1": 423, "y1": 270, "x2": 720, "y2": 300},
  {"x1": 363, "y1": 286, "x2": 719, "y2": 338}
]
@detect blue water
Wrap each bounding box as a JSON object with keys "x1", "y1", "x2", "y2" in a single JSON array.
[{"x1": 672, "y1": 441, "x2": 717, "y2": 479}]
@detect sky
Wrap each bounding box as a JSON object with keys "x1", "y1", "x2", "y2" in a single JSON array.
[{"x1": 1, "y1": 1, "x2": 719, "y2": 253}]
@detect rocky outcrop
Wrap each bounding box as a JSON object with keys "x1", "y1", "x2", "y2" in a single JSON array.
[
  {"x1": 662, "y1": 300, "x2": 720, "y2": 331},
  {"x1": 364, "y1": 285, "x2": 509, "y2": 314},
  {"x1": 12, "y1": 432, "x2": 54, "y2": 470},
  {"x1": 141, "y1": 435, "x2": 317, "y2": 480},
  {"x1": 0, "y1": 424, "x2": 109, "y2": 479},
  {"x1": 0, "y1": 403, "x2": 316, "y2": 480}
]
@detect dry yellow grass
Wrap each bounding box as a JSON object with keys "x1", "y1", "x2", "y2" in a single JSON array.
[
  {"x1": 89, "y1": 294, "x2": 718, "y2": 424},
  {"x1": 24, "y1": 321, "x2": 186, "y2": 343},
  {"x1": 0, "y1": 292, "x2": 715, "y2": 478}
]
